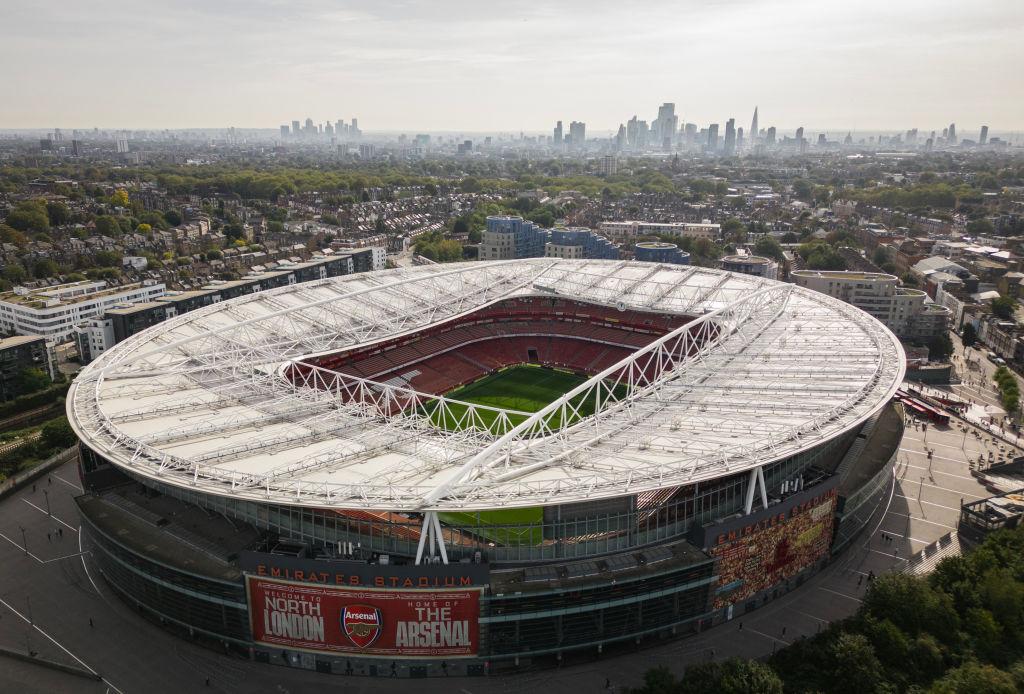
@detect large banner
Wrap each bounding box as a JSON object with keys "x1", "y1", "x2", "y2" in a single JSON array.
[{"x1": 247, "y1": 576, "x2": 481, "y2": 658}]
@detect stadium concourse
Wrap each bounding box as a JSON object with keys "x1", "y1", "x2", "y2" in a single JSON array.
[{"x1": 64, "y1": 258, "x2": 906, "y2": 677}]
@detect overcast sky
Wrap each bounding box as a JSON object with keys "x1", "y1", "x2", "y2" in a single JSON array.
[{"x1": 2, "y1": 0, "x2": 1022, "y2": 134}]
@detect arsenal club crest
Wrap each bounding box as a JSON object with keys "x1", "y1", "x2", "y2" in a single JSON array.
[{"x1": 342, "y1": 605, "x2": 382, "y2": 649}]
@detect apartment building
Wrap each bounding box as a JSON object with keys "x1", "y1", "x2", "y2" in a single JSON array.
[
  {"x1": 0, "y1": 281, "x2": 167, "y2": 340},
  {"x1": 791, "y1": 270, "x2": 950, "y2": 342}
]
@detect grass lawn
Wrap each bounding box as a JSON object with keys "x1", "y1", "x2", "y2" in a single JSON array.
[
  {"x1": 422, "y1": 365, "x2": 626, "y2": 435},
  {"x1": 437, "y1": 507, "x2": 544, "y2": 547}
]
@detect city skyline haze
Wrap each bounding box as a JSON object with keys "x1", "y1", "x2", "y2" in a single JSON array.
[{"x1": 2, "y1": 0, "x2": 1023, "y2": 133}]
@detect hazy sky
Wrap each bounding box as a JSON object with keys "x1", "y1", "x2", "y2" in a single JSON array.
[{"x1": 3, "y1": 0, "x2": 1023, "y2": 134}]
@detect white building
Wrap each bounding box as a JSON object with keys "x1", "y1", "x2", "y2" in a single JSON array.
[
  {"x1": 0, "y1": 280, "x2": 166, "y2": 340},
  {"x1": 791, "y1": 270, "x2": 949, "y2": 343},
  {"x1": 599, "y1": 220, "x2": 720, "y2": 242}
]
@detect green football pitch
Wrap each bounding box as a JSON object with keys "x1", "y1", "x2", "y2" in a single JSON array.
[
  {"x1": 426, "y1": 365, "x2": 627, "y2": 547},
  {"x1": 422, "y1": 365, "x2": 625, "y2": 435}
]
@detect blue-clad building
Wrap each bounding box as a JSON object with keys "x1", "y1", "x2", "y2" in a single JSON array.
[
  {"x1": 635, "y1": 241, "x2": 690, "y2": 265},
  {"x1": 480, "y1": 216, "x2": 621, "y2": 261}
]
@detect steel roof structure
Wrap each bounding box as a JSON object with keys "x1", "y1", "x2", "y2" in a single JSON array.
[{"x1": 68, "y1": 259, "x2": 905, "y2": 512}]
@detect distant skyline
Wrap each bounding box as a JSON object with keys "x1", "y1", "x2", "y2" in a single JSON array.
[{"x1": 3, "y1": 0, "x2": 1023, "y2": 132}]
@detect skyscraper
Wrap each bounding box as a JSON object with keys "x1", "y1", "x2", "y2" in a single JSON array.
[
  {"x1": 979, "y1": 125, "x2": 989, "y2": 146},
  {"x1": 553, "y1": 121, "x2": 563, "y2": 146},
  {"x1": 292, "y1": 120, "x2": 300, "y2": 135},
  {"x1": 947, "y1": 123, "x2": 956, "y2": 145},
  {"x1": 750, "y1": 107, "x2": 758, "y2": 147},
  {"x1": 568, "y1": 121, "x2": 585, "y2": 148},
  {"x1": 654, "y1": 103, "x2": 676, "y2": 149},
  {"x1": 723, "y1": 119, "x2": 736, "y2": 156},
  {"x1": 766, "y1": 127, "x2": 776, "y2": 146},
  {"x1": 707, "y1": 124, "x2": 719, "y2": 151},
  {"x1": 280, "y1": 125, "x2": 289, "y2": 139},
  {"x1": 795, "y1": 126, "x2": 804, "y2": 145}
]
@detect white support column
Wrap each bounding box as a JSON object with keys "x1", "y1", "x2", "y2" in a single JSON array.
[
  {"x1": 756, "y1": 465, "x2": 769, "y2": 512},
  {"x1": 431, "y1": 511, "x2": 449, "y2": 565},
  {"x1": 414, "y1": 514, "x2": 430, "y2": 565},
  {"x1": 743, "y1": 467, "x2": 759, "y2": 515},
  {"x1": 415, "y1": 511, "x2": 449, "y2": 565}
]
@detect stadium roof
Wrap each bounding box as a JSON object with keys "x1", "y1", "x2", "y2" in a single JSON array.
[{"x1": 68, "y1": 259, "x2": 905, "y2": 512}]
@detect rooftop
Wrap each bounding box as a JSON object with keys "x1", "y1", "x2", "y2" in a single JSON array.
[{"x1": 69, "y1": 260, "x2": 905, "y2": 512}]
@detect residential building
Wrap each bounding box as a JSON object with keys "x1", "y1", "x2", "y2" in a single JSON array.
[
  {"x1": 721, "y1": 255, "x2": 778, "y2": 280},
  {"x1": 480, "y1": 216, "x2": 620, "y2": 262},
  {"x1": 635, "y1": 242, "x2": 690, "y2": 265},
  {"x1": 544, "y1": 228, "x2": 620, "y2": 260},
  {"x1": 0, "y1": 281, "x2": 166, "y2": 341},
  {"x1": 71, "y1": 251, "x2": 384, "y2": 364},
  {"x1": 0, "y1": 336, "x2": 52, "y2": 401},
  {"x1": 598, "y1": 220, "x2": 720, "y2": 242},
  {"x1": 792, "y1": 270, "x2": 950, "y2": 343}
]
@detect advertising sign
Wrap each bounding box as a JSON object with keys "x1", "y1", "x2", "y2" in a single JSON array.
[{"x1": 247, "y1": 576, "x2": 481, "y2": 658}]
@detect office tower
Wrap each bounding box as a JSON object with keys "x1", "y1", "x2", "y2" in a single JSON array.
[
  {"x1": 736, "y1": 127, "x2": 743, "y2": 152},
  {"x1": 795, "y1": 126, "x2": 804, "y2": 145},
  {"x1": 568, "y1": 121, "x2": 585, "y2": 148},
  {"x1": 947, "y1": 123, "x2": 956, "y2": 145},
  {"x1": 72, "y1": 140, "x2": 81, "y2": 156},
  {"x1": 750, "y1": 107, "x2": 758, "y2": 147},
  {"x1": 979, "y1": 125, "x2": 989, "y2": 146},
  {"x1": 325, "y1": 122, "x2": 334, "y2": 136},
  {"x1": 817, "y1": 133, "x2": 826, "y2": 147},
  {"x1": 723, "y1": 119, "x2": 736, "y2": 156},
  {"x1": 615, "y1": 124, "x2": 626, "y2": 152},
  {"x1": 766, "y1": 127, "x2": 776, "y2": 146},
  {"x1": 654, "y1": 103, "x2": 676, "y2": 145},
  {"x1": 707, "y1": 124, "x2": 719, "y2": 151},
  {"x1": 844, "y1": 132, "x2": 853, "y2": 145},
  {"x1": 336, "y1": 120, "x2": 344, "y2": 136},
  {"x1": 292, "y1": 120, "x2": 301, "y2": 135},
  {"x1": 351, "y1": 118, "x2": 360, "y2": 138},
  {"x1": 553, "y1": 120, "x2": 562, "y2": 145},
  {"x1": 116, "y1": 138, "x2": 129, "y2": 153},
  {"x1": 684, "y1": 122, "x2": 697, "y2": 150},
  {"x1": 280, "y1": 125, "x2": 289, "y2": 139}
]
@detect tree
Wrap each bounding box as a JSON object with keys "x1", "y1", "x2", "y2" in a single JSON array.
[
  {"x1": 901, "y1": 272, "x2": 919, "y2": 287},
  {"x1": 41, "y1": 416, "x2": 76, "y2": 450},
  {"x1": 15, "y1": 367, "x2": 50, "y2": 395},
  {"x1": 321, "y1": 214, "x2": 340, "y2": 226},
  {"x1": 109, "y1": 189, "x2": 130, "y2": 208},
  {"x1": 967, "y1": 218, "x2": 995, "y2": 237},
  {"x1": 45, "y1": 201, "x2": 69, "y2": 226},
  {"x1": 0, "y1": 224, "x2": 27, "y2": 246},
  {"x1": 929, "y1": 333, "x2": 954, "y2": 363},
  {"x1": 94, "y1": 250, "x2": 123, "y2": 268},
  {"x1": 32, "y1": 258, "x2": 59, "y2": 279},
  {"x1": 459, "y1": 177, "x2": 482, "y2": 193},
  {"x1": 135, "y1": 223, "x2": 152, "y2": 234},
  {"x1": 452, "y1": 219, "x2": 469, "y2": 236},
  {"x1": 872, "y1": 246, "x2": 890, "y2": 267},
  {"x1": 93, "y1": 216, "x2": 122, "y2": 237},
  {"x1": 990, "y1": 296, "x2": 1017, "y2": 321},
  {"x1": 3, "y1": 265, "x2": 27, "y2": 284},
  {"x1": 754, "y1": 236, "x2": 785, "y2": 262},
  {"x1": 5, "y1": 202, "x2": 49, "y2": 234},
  {"x1": 962, "y1": 322, "x2": 978, "y2": 348},
  {"x1": 163, "y1": 209, "x2": 183, "y2": 226},
  {"x1": 792, "y1": 178, "x2": 813, "y2": 201}
]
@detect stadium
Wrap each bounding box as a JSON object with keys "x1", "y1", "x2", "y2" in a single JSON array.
[{"x1": 67, "y1": 258, "x2": 906, "y2": 675}]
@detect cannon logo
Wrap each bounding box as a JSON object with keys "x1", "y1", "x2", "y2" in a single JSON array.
[{"x1": 341, "y1": 605, "x2": 382, "y2": 649}]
